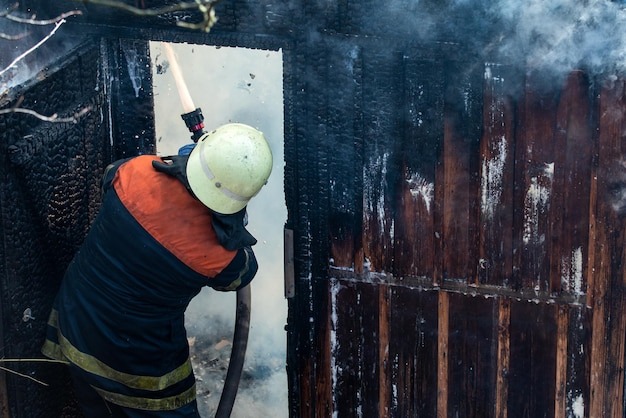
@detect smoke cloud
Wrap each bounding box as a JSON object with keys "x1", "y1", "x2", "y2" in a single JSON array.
[
  {"x1": 491, "y1": 0, "x2": 626, "y2": 74},
  {"x1": 341, "y1": 0, "x2": 626, "y2": 76},
  {"x1": 0, "y1": 3, "x2": 82, "y2": 94}
]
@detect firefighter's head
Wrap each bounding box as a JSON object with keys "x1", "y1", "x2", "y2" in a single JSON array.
[{"x1": 186, "y1": 123, "x2": 273, "y2": 214}]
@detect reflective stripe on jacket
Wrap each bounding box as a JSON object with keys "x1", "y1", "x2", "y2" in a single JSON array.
[{"x1": 42, "y1": 155, "x2": 258, "y2": 411}]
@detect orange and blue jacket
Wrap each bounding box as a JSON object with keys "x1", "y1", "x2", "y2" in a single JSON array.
[{"x1": 42, "y1": 155, "x2": 257, "y2": 411}]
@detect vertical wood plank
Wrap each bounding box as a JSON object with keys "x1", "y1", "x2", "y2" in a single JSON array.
[
  {"x1": 589, "y1": 77, "x2": 626, "y2": 418},
  {"x1": 565, "y1": 306, "x2": 591, "y2": 418},
  {"x1": 327, "y1": 42, "x2": 363, "y2": 270},
  {"x1": 389, "y1": 287, "x2": 438, "y2": 417},
  {"x1": 554, "y1": 305, "x2": 569, "y2": 417},
  {"x1": 478, "y1": 63, "x2": 516, "y2": 285},
  {"x1": 513, "y1": 71, "x2": 558, "y2": 291},
  {"x1": 299, "y1": 357, "x2": 313, "y2": 417},
  {"x1": 549, "y1": 71, "x2": 593, "y2": 295},
  {"x1": 441, "y1": 62, "x2": 482, "y2": 282},
  {"x1": 362, "y1": 49, "x2": 402, "y2": 274},
  {"x1": 586, "y1": 161, "x2": 598, "y2": 309},
  {"x1": 447, "y1": 293, "x2": 496, "y2": 418},
  {"x1": 379, "y1": 284, "x2": 391, "y2": 418},
  {"x1": 508, "y1": 302, "x2": 558, "y2": 417},
  {"x1": 331, "y1": 279, "x2": 381, "y2": 417},
  {"x1": 495, "y1": 298, "x2": 511, "y2": 418},
  {"x1": 395, "y1": 57, "x2": 444, "y2": 279},
  {"x1": 437, "y1": 292, "x2": 449, "y2": 418},
  {"x1": 314, "y1": 278, "x2": 332, "y2": 418},
  {"x1": 330, "y1": 279, "x2": 359, "y2": 417}
]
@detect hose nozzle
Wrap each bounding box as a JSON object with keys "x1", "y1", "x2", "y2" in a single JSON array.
[{"x1": 181, "y1": 108, "x2": 206, "y2": 143}]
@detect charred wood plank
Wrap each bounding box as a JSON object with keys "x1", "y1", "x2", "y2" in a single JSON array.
[
  {"x1": 478, "y1": 63, "x2": 517, "y2": 286},
  {"x1": 514, "y1": 71, "x2": 559, "y2": 292},
  {"x1": 549, "y1": 71, "x2": 593, "y2": 295},
  {"x1": 378, "y1": 284, "x2": 391, "y2": 418},
  {"x1": 588, "y1": 77, "x2": 626, "y2": 418},
  {"x1": 494, "y1": 298, "x2": 511, "y2": 418},
  {"x1": 388, "y1": 286, "x2": 438, "y2": 417},
  {"x1": 361, "y1": 49, "x2": 403, "y2": 274},
  {"x1": 508, "y1": 301, "x2": 558, "y2": 418},
  {"x1": 437, "y1": 292, "x2": 449, "y2": 418},
  {"x1": 330, "y1": 279, "x2": 381, "y2": 417},
  {"x1": 394, "y1": 56, "x2": 444, "y2": 280},
  {"x1": 447, "y1": 293, "x2": 496, "y2": 418},
  {"x1": 441, "y1": 61, "x2": 482, "y2": 283},
  {"x1": 327, "y1": 41, "x2": 364, "y2": 271}
]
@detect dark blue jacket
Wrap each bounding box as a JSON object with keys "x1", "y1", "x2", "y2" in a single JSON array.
[{"x1": 42, "y1": 155, "x2": 257, "y2": 411}]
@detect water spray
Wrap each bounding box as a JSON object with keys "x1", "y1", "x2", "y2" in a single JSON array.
[
  {"x1": 162, "y1": 42, "x2": 206, "y2": 142},
  {"x1": 161, "y1": 42, "x2": 250, "y2": 417}
]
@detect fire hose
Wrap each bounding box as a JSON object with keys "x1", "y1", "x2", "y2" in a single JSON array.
[{"x1": 162, "y1": 43, "x2": 251, "y2": 417}]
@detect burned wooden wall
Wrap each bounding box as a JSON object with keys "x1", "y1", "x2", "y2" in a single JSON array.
[
  {"x1": 281, "y1": 5, "x2": 626, "y2": 418},
  {"x1": 1, "y1": 0, "x2": 625, "y2": 417},
  {"x1": 295, "y1": 44, "x2": 626, "y2": 418},
  {"x1": 0, "y1": 33, "x2": 155, "y2": 416}
]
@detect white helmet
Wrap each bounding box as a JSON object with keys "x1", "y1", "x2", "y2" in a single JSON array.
[{"x1": 186, "y1": 123, "x2": 273, "y2": 214}]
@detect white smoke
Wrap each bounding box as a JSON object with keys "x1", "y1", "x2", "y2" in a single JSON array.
[
  {"x1": 328, "y1": 0, "x2": 626, "y2": 76},
  {"x1": 492, "y1": 0, "x2": 626, "y2": 74},
  {"x1": 150, "y1": 43, "x2": 287, "y2": 417},
  {"x1": 0, "y1": 3, "x2": 82, "y2": 93}
]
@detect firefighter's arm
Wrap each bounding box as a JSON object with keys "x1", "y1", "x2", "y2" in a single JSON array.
[{"x1": 209, "y1": 246, "x2": 258, "y2": 291}]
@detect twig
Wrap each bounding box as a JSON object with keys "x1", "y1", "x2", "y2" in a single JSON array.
[
  {"x1": 0, "y1": 358, "x2": 68, "y2": 364},
  {"x1": 4, "y1": 10, "x2": 82, "y2": 25},
  {"x1": 0, "y1": 19, "x2": 66, "y2": 77},
  {"x1": 176, "y1": 0, "x2": 217, "y2": 32},
  {"x1": 0, "y1": 31, "x2": 29, "y2": 40},
  {"x1": 0, "y1": 106, "x2": 92, "y2": 123},
  {"x1": 75, "y1": 0, "x2": 217, "y2": 16},
  {"x1": 74, "y1": 0, "x2": 221, "y2": 32},
  {"x1": 0, "y1": 365, "x2": 49, "y2": 386}
]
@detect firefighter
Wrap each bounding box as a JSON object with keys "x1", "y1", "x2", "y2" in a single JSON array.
[{"x1": 42, "y1": 123, "x2": 273, "y2": 417}]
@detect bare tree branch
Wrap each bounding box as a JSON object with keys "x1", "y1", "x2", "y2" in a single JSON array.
[
  {"x1": 0, "y1": 358, "x2": 70, "y2": 386},
  {"x1": 74, "y1": 0, "x2": 221, "y2": 32},
  {"x1": 0, "y1": 365, "x2": 49, "y2": 386},
  {"x1": 0, "y1": 19, "x2": 66, "y2": 77},
  {"x1": 4, "y1": 10, "x2": 82, "y2": 25},
  {"x1": 0, "y1": 31, "x2": 29, "y2": 40},
  {"x1": 0, "y1": 358, "x2": 67, "y2": 364},
  {"x1": 0, "y1": 105, "x2": 92, "y2": 123},
  {"x1": 0, "y1": 3, "x2": 26, "y2": 39}
]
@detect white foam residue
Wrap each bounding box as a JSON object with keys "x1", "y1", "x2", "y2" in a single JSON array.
[
  {"x1": 364, "y1": 152, "x2": 391, "y2": 236},
  {"x1": 523, "y1": 163, "x2": 554, "y2": 244},
  {"x1": 561, "y1": 247, "x2": 584, "y2": 295},
  {"x1": 121, "y1": 43, "x2": 145, "y2": 98},
  {"x1": 572, "y1": 247, "x2": 583, "y2": 295},
  {"x1": 406, "y1": 172, "x2": 435, "y2": 213},
  {"x1": 481, "y1": 135, "x2": 508, "y2": 219},
  {"x1": 484, "y1": 63, "x2": 506, "y2": 83},
  {"x1": 377, "y1": 154, "x2": 388, "y2": 232},
  {"x1": 571, "y1": 393, "x2": 584, "y2": 418},
  {"x1": 463, "y1": 87, "x2": 471, "y2": 113},
  {"x1": 484, "y1": 66, "x2": 492, "y2": 80}
]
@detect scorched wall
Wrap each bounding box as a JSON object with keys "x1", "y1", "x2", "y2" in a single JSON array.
[{"x1": 1, "y1": 1, "x2": 625, "y2": 417}]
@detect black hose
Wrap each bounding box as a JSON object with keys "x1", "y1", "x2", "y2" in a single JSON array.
[{"x1": 215, "y1": 285, "x2": 251, "y2": 418}]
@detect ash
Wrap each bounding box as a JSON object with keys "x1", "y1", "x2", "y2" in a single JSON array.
[{"x1": 187, "y1": 321, "x2": 286, "y2": 417}]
